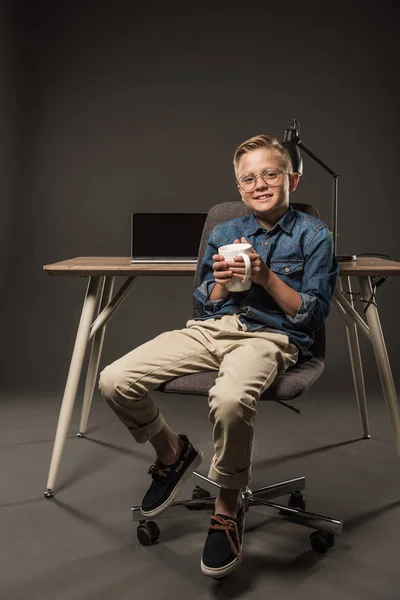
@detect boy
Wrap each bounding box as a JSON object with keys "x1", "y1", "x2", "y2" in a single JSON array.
[{"x1": 99, "y1": 134, "x2": 339, "y2": 578}]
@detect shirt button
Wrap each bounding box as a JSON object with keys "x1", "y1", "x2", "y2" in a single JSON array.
[
  {"x1": 264, "y1": 241, "x2": 269, "y2": 246},
  {"x1": 284, "y1": 266, "x2": 290, "y2": 272}
]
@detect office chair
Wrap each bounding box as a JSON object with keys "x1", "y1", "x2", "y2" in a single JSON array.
[{"x1": 131, "y1": 201, "x2": 343, "y2": 554}]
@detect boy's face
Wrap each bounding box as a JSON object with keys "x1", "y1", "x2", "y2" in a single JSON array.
[{"x1": 236, "y1": 148, "x2": 299, "y2": 226}]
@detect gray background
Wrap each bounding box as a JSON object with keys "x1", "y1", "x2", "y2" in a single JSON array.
[{"x1": 2, "y1": 0, "x2": 399, "y2": 395}]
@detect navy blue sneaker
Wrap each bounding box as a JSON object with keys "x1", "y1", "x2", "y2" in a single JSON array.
[
  {"x1": 141, "y1": 434, "x2": 203, "y2": 518},
  {"x1": 201, "y1": 505, "x2": 245, "y2": 579}
]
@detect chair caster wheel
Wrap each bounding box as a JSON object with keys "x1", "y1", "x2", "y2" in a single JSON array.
[
  {"x1": 137, "y1": 521, "x2": 160, "y2": 546},
  {"x1": 310, "y1": 530, "x2": 335, "y2": 554},
  {"x1": 77, "y1": 432, "x2": 86, "y2": 438},
  {"x1": 288, "y1": 491, "x2": 306, "y2": 510},
  {"x1": 44, "y1": 489, "x2": 54, "y2": 498},
  {"x1": 187, "y1": 486, "x2": 211, "y2": 510}
]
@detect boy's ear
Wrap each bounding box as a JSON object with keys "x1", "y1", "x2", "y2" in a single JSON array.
[
  {"x1": 289, "y1": 173, "x2": 300, "y2": 192},
  {"x1": 236, "y1": 184, "x2": 245, "y2": 201}
]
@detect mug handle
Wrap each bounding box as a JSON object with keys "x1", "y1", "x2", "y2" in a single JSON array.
[{"x1": 239, "y1": 252, "x2": 252, "y2": 282}]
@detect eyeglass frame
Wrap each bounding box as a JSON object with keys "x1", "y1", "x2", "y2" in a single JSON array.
[{"x1": 236, "y1": 168, "x2": 290, "y2": 191}]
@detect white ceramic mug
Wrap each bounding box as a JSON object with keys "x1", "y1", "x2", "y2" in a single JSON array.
[{"x1": 218, "y1": 243, "x2": 252, "y2": 292}]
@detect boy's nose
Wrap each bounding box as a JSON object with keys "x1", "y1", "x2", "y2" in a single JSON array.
[{"x1": 255, "y1": 175, "x2": 268, "y2": 189}]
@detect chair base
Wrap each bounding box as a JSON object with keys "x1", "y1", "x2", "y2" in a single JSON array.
[{"x1": 132, "y1": 472, "x2": 343, "y2": 550}]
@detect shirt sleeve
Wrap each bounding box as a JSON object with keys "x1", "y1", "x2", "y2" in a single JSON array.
[
  {"x1": 193, "y1": 228, "x2": 231, "y2": 316},
  {"x1": 288, "y1": 226, "x2": 339, "y2": 330}
]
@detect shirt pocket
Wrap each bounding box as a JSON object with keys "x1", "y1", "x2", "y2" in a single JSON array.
[{"x1": 270, "y1": 259, "x2": 304, "y2": 292}]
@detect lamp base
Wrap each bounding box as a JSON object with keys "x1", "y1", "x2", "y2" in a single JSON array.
[{"x1": 336, "y1": 254, "x2": 357, "y2": 262}]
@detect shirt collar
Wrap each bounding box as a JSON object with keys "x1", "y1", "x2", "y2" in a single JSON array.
[{"x1": 247, "y1": 205, "x2": 296, "y2": 236}]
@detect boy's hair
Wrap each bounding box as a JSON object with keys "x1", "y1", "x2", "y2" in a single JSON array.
[{"x1": 233, "y1": 134, "x2": 293, "y2": 176}]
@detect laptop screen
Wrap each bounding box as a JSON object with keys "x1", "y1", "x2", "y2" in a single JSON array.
[{"x1": 131, "y1": 212, "x2": 208, "y2": 260}]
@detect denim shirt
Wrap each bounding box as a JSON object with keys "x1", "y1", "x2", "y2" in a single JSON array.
[{"x1": 193, "y1": 205, "x2": 339, "y2": 360}]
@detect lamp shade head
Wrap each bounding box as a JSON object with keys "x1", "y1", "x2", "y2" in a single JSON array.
[
  {"x1": 281, "y1": 119, "x2": 303, "y2": 175},
  {"x1": 281, "y1": 141, "x2": 303, "y2": 176}
]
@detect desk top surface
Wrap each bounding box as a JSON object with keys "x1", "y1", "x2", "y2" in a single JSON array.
[{"x1": 43, "y1": 256, "x2": 400, "y2": 277}]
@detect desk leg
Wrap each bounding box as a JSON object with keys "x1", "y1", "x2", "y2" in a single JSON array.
[
  {"x1": 44, "y1": 276, "x2": 101, "y2": 497},
  {"x1": 339, "y1": 276, "x2": 370, "y2": 438},
  {"x1": 78, "y1": 276, "x2": 115, "y2": 437},
  {"x1": 359, "y1": 276, "x2": 400, "y2": 457}
]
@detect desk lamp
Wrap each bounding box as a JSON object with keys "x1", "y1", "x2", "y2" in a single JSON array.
[{"x1": 281, "y1": 119, "x2": 356, "y2": 262}]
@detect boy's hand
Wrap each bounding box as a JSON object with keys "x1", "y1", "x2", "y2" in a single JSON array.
[
  {"x1": 212, "y1": 253, "x2": 234, "y2": 287},
  {"x1": 230, "y1": 237, "x2": 271, "y2": 287}
]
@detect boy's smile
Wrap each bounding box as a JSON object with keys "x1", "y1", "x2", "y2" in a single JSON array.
[{"x1": 236, "y1": 148, "x2": 299, "y2": 229}]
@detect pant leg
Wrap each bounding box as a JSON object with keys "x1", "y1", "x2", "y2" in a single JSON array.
[
  {"x1": 98, "y1": 326, "x2": 220, "y2": 443},
  {"x1": 207, "y1": 333, "x2": 298, "y2": 489}
]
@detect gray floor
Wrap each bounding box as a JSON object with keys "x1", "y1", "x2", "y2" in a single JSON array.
[{"x1": 1, "y1": 387, "x2": 400, "y2": 600}]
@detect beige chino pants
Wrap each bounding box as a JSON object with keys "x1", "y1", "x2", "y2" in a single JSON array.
[{"x1": 99, "y1": 314, "x2": 298, "y2": 489}]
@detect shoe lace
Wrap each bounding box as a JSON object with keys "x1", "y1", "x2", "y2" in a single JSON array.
[
  {"x1": 148, "y1": 460, "x2": 170, "y2": 478},
  {"x1": 210, "y1": 515, "x2": 242, "y2": 561}
]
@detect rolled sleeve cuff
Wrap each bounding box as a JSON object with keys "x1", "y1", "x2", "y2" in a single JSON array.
[
  {"x1": 287, "y1": 292, "x2": 317, "y2": 327},
  {"x1": 193, "y1": 280, "x2": 227, "y2": 315}
]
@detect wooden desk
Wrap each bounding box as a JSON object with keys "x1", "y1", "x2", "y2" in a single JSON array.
[{"x1": 42, "y1": 256, "x2": 400, "y2": 497}]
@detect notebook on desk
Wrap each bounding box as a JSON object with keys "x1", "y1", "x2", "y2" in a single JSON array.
[{"x1": 130, "y1": 212, "x2": 208, "y2": 263}]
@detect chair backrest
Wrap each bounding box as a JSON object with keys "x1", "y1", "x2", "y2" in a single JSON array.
[{"x1": 192, "y1": 201, "x2": 326, "y2": 361}]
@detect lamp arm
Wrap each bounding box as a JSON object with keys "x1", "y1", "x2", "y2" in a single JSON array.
[
  {"x1": 296, "y1": 141, "x2": 339, "y2": 255},
  {"x1": 297, "y1": 142, "x2": 337, "y2": 178}
]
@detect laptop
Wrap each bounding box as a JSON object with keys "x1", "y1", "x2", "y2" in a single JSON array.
[{"x1": 130, "y1": 212, "x2": 208, "y2": 263}]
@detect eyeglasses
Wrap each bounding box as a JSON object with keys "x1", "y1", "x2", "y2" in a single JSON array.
[{"x1": 236, "y1": 169, "x2": 289, "y2": 191}]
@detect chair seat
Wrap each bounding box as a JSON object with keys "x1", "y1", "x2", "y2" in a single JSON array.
[{"x1": 156, "y1": 356, "x2": 324, "y2": 401}]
